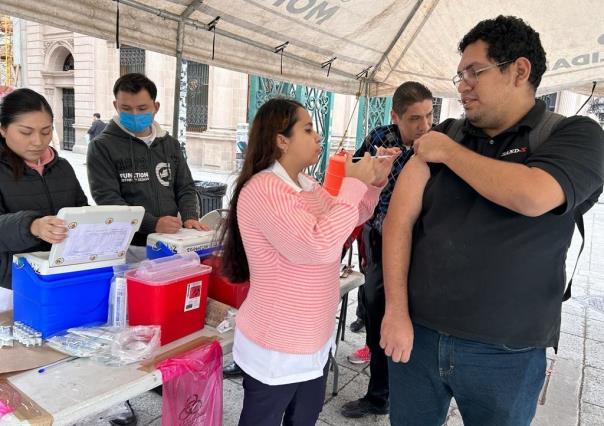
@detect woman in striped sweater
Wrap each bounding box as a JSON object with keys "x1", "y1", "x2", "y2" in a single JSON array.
[{"x1": 221, "y1": 98, "x2": 399, "y2": 426}]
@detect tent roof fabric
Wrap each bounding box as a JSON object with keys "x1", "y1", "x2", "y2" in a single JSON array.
[{"x1": 1, "y1": 0, "x2": 603, "y2": 97}]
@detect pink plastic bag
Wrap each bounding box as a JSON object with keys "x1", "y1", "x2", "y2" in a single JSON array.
[
  {"x1": 158, "y1": 340, "x2": 223, "y2": 426},
  {"x1": 0, "y1": 382, "x2": 21, "y2": 419}
]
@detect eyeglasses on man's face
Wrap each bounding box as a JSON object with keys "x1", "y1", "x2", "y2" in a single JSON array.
[{"x1": 452, "y1": 59, "x2": 515, "y2": 87}]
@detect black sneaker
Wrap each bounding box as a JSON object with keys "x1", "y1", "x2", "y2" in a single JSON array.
[
  {"x1": 349, "y1": 318, "x2": 365, "y2": 333},
  {"x1": 340, "y1": 397, "x2": 389, "y2": 418},
  {"x1": 223, "y1": 361, "x2": 244, "y2": 378}
]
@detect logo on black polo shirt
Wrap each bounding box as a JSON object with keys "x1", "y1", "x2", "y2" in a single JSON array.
[{"x1": 500, "y1": 147, "x2": 528, "y2": 158}]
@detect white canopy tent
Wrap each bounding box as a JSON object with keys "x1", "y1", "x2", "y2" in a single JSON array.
[{"x1": 1, "y1": 0, "x2": 602, "y2": 99}]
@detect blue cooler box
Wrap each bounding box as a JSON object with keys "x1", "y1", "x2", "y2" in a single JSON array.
[
  {"x1": 12, "y1": 259, "x2": 114, "y2": 337},
  {"x1": 12, "y1": 205, "x2": 144, "y2": 337},
  {"x1": 146, "y1": 228, "x2": 220, "y2": 260}
]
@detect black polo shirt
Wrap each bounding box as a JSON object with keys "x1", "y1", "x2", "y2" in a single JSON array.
[{"x1": 408, "y1": 100, "x2": 604, "y2": 348}]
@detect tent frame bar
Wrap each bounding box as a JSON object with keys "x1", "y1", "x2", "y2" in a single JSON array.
[
  {"x1": 369, "y1": 0, "x2": 424, "y2": 82},
  {"x1": 171, "y1": 0, "x2": 203, "y2": 140}
]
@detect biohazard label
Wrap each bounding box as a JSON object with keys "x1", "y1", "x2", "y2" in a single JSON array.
[{"x1": 184, "y1": 281, "x2": 202, "y2": 312}]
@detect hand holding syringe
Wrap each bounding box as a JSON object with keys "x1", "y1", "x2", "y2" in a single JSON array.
[{"x1": 352, "y1": 144, "x2": 402, "y2": 159}]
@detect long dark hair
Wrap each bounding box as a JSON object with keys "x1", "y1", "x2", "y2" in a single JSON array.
[
  {"x1": 220, "y1": 98, "x2": 304, "y2": 282},
  {"x1": 0, "y1": 88, "x2": 54, "y2": 179}
]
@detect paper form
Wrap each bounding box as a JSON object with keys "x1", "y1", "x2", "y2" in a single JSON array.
[{"x1": 61, "y1": 222, "x2": 132, "y2": 262}]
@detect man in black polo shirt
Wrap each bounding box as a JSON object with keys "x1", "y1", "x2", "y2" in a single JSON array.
[{"x1": 380, "y1": 15, "x2": 604, "y2": 426}]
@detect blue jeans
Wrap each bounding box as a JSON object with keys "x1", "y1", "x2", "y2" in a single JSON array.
[{"x1": 388, "y1": 323, "x2": 546, "y2": 426}]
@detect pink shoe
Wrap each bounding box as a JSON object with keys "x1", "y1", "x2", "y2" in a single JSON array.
[{"x1": 347, "y1": 345, "x2": 371, "y2": 364}]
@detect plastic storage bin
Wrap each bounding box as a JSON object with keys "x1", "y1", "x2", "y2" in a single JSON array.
[
  {"x1": 146, "y1": 228, "x2": 220, "y2": 260},
  {"x1": 127, "y1": 253, "x2": 212, "y2": 345},
  {"x1": 202, "y1": 256, "x2": 250, "y2": 309},
  {"x1": 12, "y1": 205, "x2": 144, "y2": 337}
]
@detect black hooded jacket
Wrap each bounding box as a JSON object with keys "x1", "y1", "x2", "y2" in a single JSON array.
[
  {"x1": 0, "y1": 147, "x2": 88, "y2": 289},
  {"x1": 86, "y1": 119, "x2": 199, "y2": 246}
]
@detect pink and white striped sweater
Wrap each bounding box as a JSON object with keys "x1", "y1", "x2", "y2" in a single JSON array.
[{"x1": 236, "y1": 171, "x2": 381, "y2": 354}]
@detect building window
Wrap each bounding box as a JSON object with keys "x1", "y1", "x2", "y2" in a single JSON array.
[
  {"x1": 539, "y1": 93, "x2": 558, "y2": 112},
  {"x1": 63, "y1": 54, "x2": 74, "y2": 71},
  {"x1": 432, "y1": 97, "x2": 442, "y2": 125},
  {"x1": 186, "y1": 61, "x2": 209, "y2": 132},
  {"x1": 119, "y1": 46, "x2": 145, "y2": 75}
]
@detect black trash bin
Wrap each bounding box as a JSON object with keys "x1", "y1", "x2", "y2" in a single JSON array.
[{"x1": 194, "y1": 181, "x2": 227, "y2": 217}]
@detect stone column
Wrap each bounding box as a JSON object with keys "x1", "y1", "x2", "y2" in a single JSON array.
[
  {"x1": 440, "y1": 98, "x2": 464, "y2": 121},
  {"x1": 186, "y1": 66, "x2": 248, "y2": 171},
  {"x1": 330, "y1": 93, "x2": 360, "y2": 151},
  {"x1": 145, "y1": 50, "x2": 177, "y2": 131},
  {"x1": 557, "y1": 90, "x2": 586, "y2": 116},
  {"x1": 25, "y1": 22, "x2": 44, "y2": 93},
  {"x1": 72, "y1": 33, "x2": 97, "y2": 155}
]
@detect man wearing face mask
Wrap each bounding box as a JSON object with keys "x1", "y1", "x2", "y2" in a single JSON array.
[{"x1": 87, "y1": 73, "x2": 206, "y2": 263}]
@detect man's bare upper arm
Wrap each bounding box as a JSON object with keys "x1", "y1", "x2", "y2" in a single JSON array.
[{"x1": 386, "y1": 156, "x2": 430, "y2": 230}]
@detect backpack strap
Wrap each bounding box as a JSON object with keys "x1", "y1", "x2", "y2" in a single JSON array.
[
  {"x1": 563, "y1": 212, "x2": 584, "y2": 301},
  {"x1": 528, "y1": 109, "x2": 586, "y2": 302},
  {"x1": 450, "y1": 110, "x2": 583, "y2": 302},
  {"x1": 528, "y1": 110, "x2": 564, "y2": 153}
]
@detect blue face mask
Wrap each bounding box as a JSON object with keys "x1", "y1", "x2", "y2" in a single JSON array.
[{"x1": 119, "y1": 111, "x2": 153, "y2": 133}]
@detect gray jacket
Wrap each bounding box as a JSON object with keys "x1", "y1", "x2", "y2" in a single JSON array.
[
  {"x1": 0, "y1": 147, "x2": 88, "y2": 289},
  {"x1": 87, "y1": 119, "x2": 199, "y2": 246},
  {"x1": 87, "y1": 119, "x2": 107, "y2": 141}
]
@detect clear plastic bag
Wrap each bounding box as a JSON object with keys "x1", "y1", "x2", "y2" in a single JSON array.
[
  {"x1": 46, "y1": 325, "x2": 160, "y2": 366},
  {"x1": 46, "y1": 332, "x2": 107, "y2": 357},
  {"x1": 109, "y1": 326, "x2": 161, "y2": 366},
  {"x1": 216, "y1": 308, "x2": 237, "y2": 334},
  {"x1": 157, "y1": 340, "x2": 223, "y2": 426}
]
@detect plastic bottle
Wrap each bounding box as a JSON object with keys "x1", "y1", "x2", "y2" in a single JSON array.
[
  {"x1": 107, "y1": 275, "x2": 126, "y2": 328},
  {"x1": 323, "y1": 151, "x2": 347, "y2": 196},
  {"x1": 108, "y1": 264, "x2": 132, "y2": 328}
]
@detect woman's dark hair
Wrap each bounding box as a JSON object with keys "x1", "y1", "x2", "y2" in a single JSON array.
[
  {"x1": 220, "y1": 97, "x2": 304, "y2": 282},
  {"x1": 0, "y1": 88, "x2": 54, "y2": 179},
  {"x1": 459, "y1": 15, "x2": 547, "y2": 92}
]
